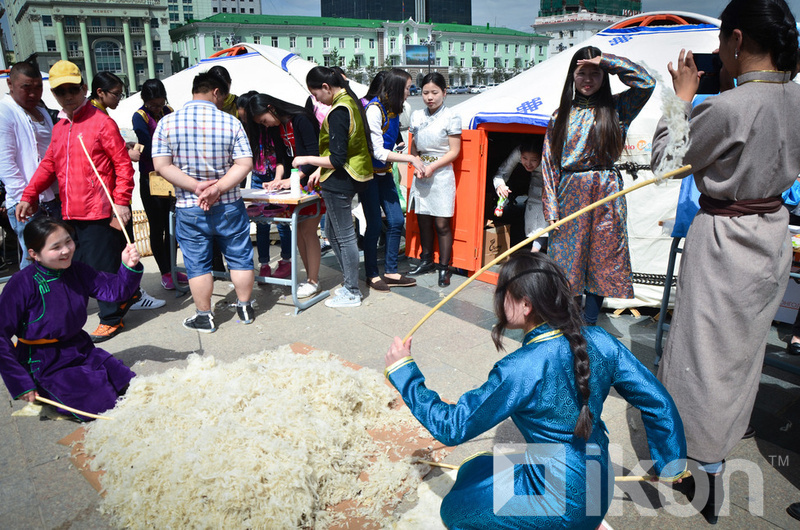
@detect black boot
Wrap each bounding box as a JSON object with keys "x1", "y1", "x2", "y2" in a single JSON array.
[
  {"x1": 438, "y1": 264, "x2": 451, "y2": 287},
  {"x1": 409, "y1": 254, "x2": 435, "y2": 276},
  {"x1": 676, "y1": 461, "x2": 723, "y2": 525}
]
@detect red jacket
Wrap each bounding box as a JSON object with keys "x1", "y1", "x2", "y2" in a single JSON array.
[{"x1": 22, "y1": 100, "x2": 134, "y2": 221}]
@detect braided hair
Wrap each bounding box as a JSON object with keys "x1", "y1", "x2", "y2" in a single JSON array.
[
  {"x1": 720, "y1": 0, "x2": 800, "y2": 74},
  {"x1": 492, "y1": 253, "x2": 594, "y2": 440}
]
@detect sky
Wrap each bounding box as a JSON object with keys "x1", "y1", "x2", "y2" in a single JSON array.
[{"x1": 258, "y1": 0, "x2": 800, "y2": 33}]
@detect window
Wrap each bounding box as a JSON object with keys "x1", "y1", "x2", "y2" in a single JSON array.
[
  {"x1": 213, "y1": 34, "x2": 221, "y2": 48},
  {"x1": 156, "y1": 63, "x2": 164, "y2": 74},
  {"x1": 213, "y1": 7, "x2": 218, "y2": 13},
  {"x1": 460, "y1": 57, "x2": 465, "y2": 67},
  {"x1": 494, "y1": 43, "x2": 498, "y2": 52},
  {"x1": 253, "y1": 35, "x2": 260, "y2": 44},
  {"x1": 154, "y1": 40, "x2": 161, "y2": 51},
  {"x1": 504, "y1": 59, "x2": 509, "y2": 67},
  {"x1": 241, "y1": 8, "x2": 246, "y2": 13},
  {"x1": 339, "y1": 38, "x2": 345, "y2": 48},
  {"x1": 91, "y1": 17, "x2": 102, "y2": 27},
  {"x1": 271, "y1": 36, "x2": 278, "y2": 47},
  {"x1": 460, "y1": 42, "x2": 465, "y2": 51},
  {"x1": 369, "y1": 38, "x2": 375, "y2": 49},
  {"x1": 323, "y1": 36, "x2": 330, "y2": 48},
  {"x1": 472, "y1": 42, "x2": 476, "y2": 51},
  {"x1": 250, "y1": 8, "x2": 254, "y2": 13},
  {"x1": 133, "y1": 41, "x2": 142, "y2": 52},
  {"x1": 289, "y1": 36, "x2": 296, "y2": 47},
  {"x1": 354, "y1": 37, "x2": 360, "y2": 48},
  {"x1": 505, "y1": 44, "x2": 510, "y2": 53},
  {"x1": 339, "y1": 56, "x2": 345, "y2": 67},
  {"x1": 307, "y1": 37, "x2": 313, "y2": 47},
  {"x1": 369, "y1": 57, "x2": 375, "y2": 66},
  {"x1": 307, "y1": 56, "x2": 314, "y2": 62},
  {"x1": 222, "y1": 7, "x2": 227, "y2": 12},
  {"x1": 483, "y1": 43, "x2": 488, "y2": 52},
  {"x1": 448, "y1": 41, "x2": 453, "y2": 51},
  {"x1": 46, "y1": 40, "x2": 57, "y2": 52},
  {"x1": 95, "y1": 40, "x2": 122, "y2": 72},
  {"x1": 42, "y1": 15, "x2": 52, "y2": 27},
  {"x1": 136, "y1": 66, "x2": 145, "y2": 75},
  {"x1": 65, "y1": 16, "x2": 76, "y2": 26},
  {"x1": 151, "y1": 18, "x2": 159, "y2": 28},
  {"x1": 538, "y1": 45, "x2": 544, "y2": 54},
  {"x1": 515, "y1": 44, "x2": 519, "y2": 53},
  {"x1": 436, "y1": 41, "x2": 442, "y2": 51},
  {"x1": 483, "y1": 58, "x2": 487, "y2": 67},
  {"x1": 390, "y1": 37, "x2": 395, "y2": 50},
  {"x1": 449, "y1": 57, "x2": 455, "y2": 67},
  {"x1": 106, "y1": 18, "x2": 116, "y2": 27},
  {"x1": 131, "y1": 18, "x2": 141, "y2": 28}
]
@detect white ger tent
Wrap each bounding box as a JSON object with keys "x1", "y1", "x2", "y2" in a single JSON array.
[
  {"x1": 110, "y1": 43, "x2": 367, "y2": 130},
  {"x1": 452, "y1": 12, "x2": 723, "y2": 309}
]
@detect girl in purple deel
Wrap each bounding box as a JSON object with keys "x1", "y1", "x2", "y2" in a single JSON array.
[{"x1": 0, "y1": 216, "x2": 142, "y2": 420}]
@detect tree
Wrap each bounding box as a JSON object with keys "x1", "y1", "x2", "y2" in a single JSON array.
[
  {"x1": 492, "y1": 68, "x2": 505, "y2": 84},
  {"x1": 471, "y1": 57, "x2": 486, "y2": 85},
  {"x1": 365, "y1": 62, "x2": 380, "y2": 84},
  {"x1": 326, "y1": 47, "x2": 341, "y2": 68},
  {"x1": 348, "y1": 58, "x2": 365, "y2": 83}
]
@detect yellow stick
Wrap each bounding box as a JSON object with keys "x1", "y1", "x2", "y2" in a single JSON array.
[
  {"x1": 35, "y1": 396, "x2": 114, "y2": 421},
  {"x1": 418, "y1": 460, "x2": 691, "y2": 482},
  {"x1": 77, "y1": 134, "x2": 132, "y2": 246},
  {"x1": 417, "y1": 459, "x2": 460, "y2": 470},
  {"x1": 403, "y1": 164, "x2": 693, "y2": 342}
]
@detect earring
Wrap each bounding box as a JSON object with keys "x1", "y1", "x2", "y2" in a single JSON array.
[{"x1": 734, "y1": 49, "x2": 739, "y2": 60}]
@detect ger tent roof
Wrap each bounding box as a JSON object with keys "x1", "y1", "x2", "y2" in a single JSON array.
[{"x1": 109, "y1": 43, "x2": 366, "y2": 130}]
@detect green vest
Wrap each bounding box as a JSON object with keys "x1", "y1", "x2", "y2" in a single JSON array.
[{"x1": 319, "y1": 90, "x2": 373, "y2": 183}]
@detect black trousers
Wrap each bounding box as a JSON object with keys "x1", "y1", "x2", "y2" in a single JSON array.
[{"x1": 70, "y1": 218, "x2": 139, "y2": 326}]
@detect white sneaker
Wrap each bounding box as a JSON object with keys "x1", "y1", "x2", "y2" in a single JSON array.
[
  {"x1": 297, "y1": 281, "x2": 320, "y2": 299},
  {"x1": 130, "y1": 289, "x2": 166, "y2": 311},
  {"x1": 324, "y1": 289, "x2": 361, "y2": 308}
]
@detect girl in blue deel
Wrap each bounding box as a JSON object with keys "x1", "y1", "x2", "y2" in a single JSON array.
[{"x1": 385, "y1": 252, "x2": 686, "y2": 528}]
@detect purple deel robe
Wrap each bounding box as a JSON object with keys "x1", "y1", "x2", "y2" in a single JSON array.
[{"x1": 0, "y1": 260, "x2": 142, "y2": 420}]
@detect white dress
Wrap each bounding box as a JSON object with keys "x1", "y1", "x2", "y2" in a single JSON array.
[{"x1": 409, "y1": 105, "x2": 461, "y2": 217}]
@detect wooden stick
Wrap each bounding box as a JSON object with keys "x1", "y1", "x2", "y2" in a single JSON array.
[
  {"x1": 417, "y1": 459, "x2": 460, "y2": 470},
  {"x1": 403, "y1": 164, "x2": 693, "y2": 342},
  {"x1": 77, "y1": 134, "x2": 132, "y2": 246},
  {"x1": 418, "y1": 459, "x2": 691, "y2": 482},
  {"x1": 35, "y1": 396, "x2": 114, "y2": 421}
]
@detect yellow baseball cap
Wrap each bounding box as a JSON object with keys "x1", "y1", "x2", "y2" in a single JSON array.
[{"x1": 49, "y1": 60, "x2": 83, "y2": 88}]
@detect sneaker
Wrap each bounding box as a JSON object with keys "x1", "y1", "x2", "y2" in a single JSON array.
[
  {"x1": 237, "y1": 302, "x2": 255, "y2": 324},
  {"x1": 176, "y1": 272, "x2": 189, "y2": 284},
  {"x1": 258, "y1": 263, "x2": 272, "y2": 278},
  {"x1": 320, "y1": 239, "x2": 332, "y2": 253},
  {"x1": 130, "y1": 289, "x2": 166, "y2": 310},
  {"x1": 183, "y1": 313, "x2": 216, "y2": 333},
  {"x1": 273, "y1": 259, "x2": 291, "y2": 279},
  {"x1": 161, "y1": 273, "x2": 175, "y2": 290},
  {"x1": 91, "y1": 322, "x2": 124, "y2": 343},
  {"x1": 297, "y1": 281, "x2": 320, "y2": 299},
  {"x1": 325, "y1": 290, "x2": 362, "y2": 308}
]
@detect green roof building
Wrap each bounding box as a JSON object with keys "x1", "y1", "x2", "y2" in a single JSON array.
[{"x1": 169, "y1": 14, "x2": 550, "y2": 86}]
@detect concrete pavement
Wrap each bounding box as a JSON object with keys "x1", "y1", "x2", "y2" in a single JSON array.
[{"x1": 1, "y1": 250, "x2": 799, "y2": 529}]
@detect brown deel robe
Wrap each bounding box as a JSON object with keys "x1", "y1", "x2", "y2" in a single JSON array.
[{"x1": 651, "y1": 70, "x2": 800, "y2": 463}]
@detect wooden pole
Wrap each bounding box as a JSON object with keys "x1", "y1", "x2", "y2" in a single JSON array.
[
  {"x1": 36, "y1": 396, "x2": 114, "y2": 421},
  {"x1": 403, "y1": 164, "x2": 693, "y2": 342},
  {"x1": 77, "y1": 134, "x2": 132, "y2": 246},
  {"x1": 418, "y1": 459, "x2": 690, "y2": 482}
]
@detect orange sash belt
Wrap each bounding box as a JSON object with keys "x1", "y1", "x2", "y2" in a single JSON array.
[{"x1": 17, "y1": 338, "x2": 58, "y2": 345}]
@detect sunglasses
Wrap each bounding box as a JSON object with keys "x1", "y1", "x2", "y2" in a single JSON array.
[{"x1": 53, "y1": 85, "x2": 83, "y2": 97}]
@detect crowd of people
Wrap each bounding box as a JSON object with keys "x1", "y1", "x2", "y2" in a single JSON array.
[{"x1": 1, "y1": 0, "x2": 799, "y2": 525}]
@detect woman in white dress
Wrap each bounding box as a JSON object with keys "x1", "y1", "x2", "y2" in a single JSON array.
[{"x1": 408, "y1": 72, "x2": 462, "y2": 286}]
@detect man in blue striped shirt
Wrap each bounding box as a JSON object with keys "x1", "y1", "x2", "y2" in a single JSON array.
[{"x1": 153, "y1": 71, "x2": 255, "y2": 333}]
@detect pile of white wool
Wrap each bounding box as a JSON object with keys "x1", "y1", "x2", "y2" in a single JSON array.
[{"x1": 81, "y1": 346, "x2": 425, "y2": 528}]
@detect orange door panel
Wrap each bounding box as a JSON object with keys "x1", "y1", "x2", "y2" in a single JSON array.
[{"x1": 405, "y1": 129, "x2": 487, "y2": 274}]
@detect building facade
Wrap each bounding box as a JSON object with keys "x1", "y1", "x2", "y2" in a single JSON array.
[
  {"x1": 321, "y1": 0, "x2": 471, "y2": 26},
  {"x1": 166, "y1": 0, "x2": 262, "y2": 28},
  {"x1": 4, "y1": 0, "x2": 174, "y2": 91},
  {"x1": 170, "y1": 14, "x2": 549, "y2": 86},
  {"x1": 534, "y1": 0, "x2": 641, "y2": 56}
]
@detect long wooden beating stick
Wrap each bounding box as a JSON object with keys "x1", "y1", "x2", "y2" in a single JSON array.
[
  {"x1": 403, "y1": 164, "x2": 693, "y2": 342},
  {"x1": 35, "y1": 396, "x2": 114, "y2": 421},
  {"x1": 418, "y1": 459, "x2": 690, "y2": 482},
  {"x1": 77, "y1": 133, "x2": 132, "y2": 246}
]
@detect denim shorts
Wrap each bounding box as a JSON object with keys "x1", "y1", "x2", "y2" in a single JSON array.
[{"x1": 175, "y1": 199, "x2": 254, "y2": 278}]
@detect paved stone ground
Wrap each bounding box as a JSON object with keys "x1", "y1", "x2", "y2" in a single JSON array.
[{"x1": 1, "y1": 250, "x2": 798, "y2": 529}]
